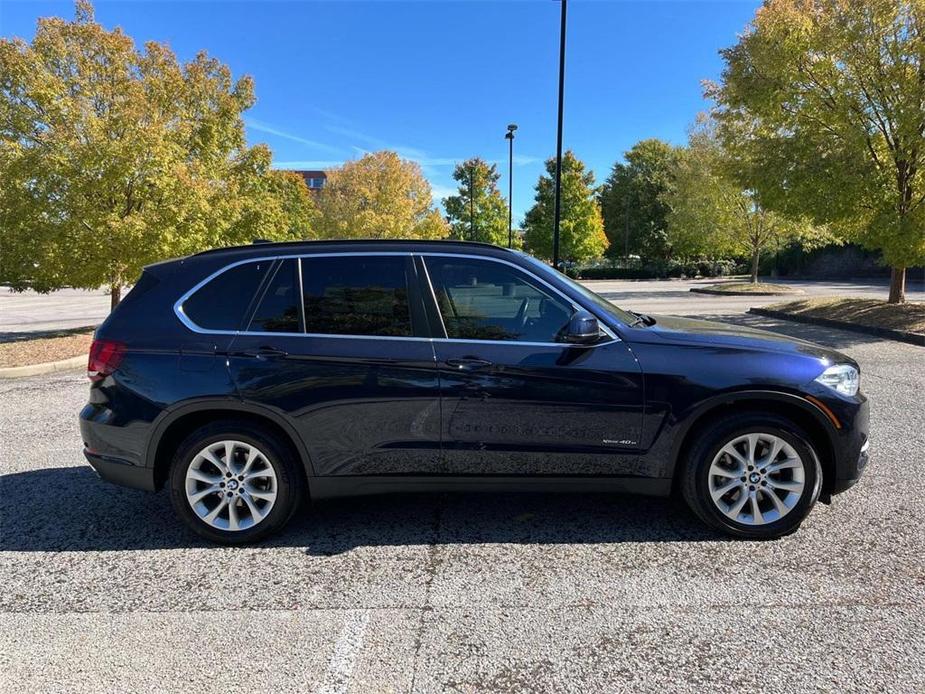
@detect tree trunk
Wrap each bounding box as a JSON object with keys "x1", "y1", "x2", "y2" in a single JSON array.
[
  {"x1": 110, "y1": 283, "x2": 122, "y2": 311},
  {"x1": 750, "y1": 250, "x2": 760, "y2": 284},
  {"x1": 888, "y1": 266, "x2": 906, "y2": 304}
]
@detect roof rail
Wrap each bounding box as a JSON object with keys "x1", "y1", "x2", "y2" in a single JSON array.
[{"x1": 190, "y1": 238, "x2": 512, "y2": 258}]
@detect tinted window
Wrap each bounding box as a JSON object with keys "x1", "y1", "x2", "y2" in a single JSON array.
[
  {"x1": 301, "y1": 256, "x2": 412, "y2": 336},
  {"x1": 425, "y1": 257, "x2": 573, "y2": 342},
  {"x1": 183, "y1": 261, "x2": 269, "y2": 331},
  {"x1": 248, "y1": 259, "x2": 301, "y2": 333}
]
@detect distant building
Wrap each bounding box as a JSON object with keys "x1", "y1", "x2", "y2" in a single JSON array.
[{"x1": 288, "y1": 170, "x2": 327, "y2": 191}]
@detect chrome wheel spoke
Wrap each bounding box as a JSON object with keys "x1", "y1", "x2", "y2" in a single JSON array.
[
  {"x1": 244, "y1": 465, "x2": 273, "y2": 481},
  {"x1": 224, "y1": 441, "x2": 237, "y2": 474},
  {"x1": 765, "y1": 458, "x2": 800, "y2": 474},
  {"x1": 202, "y1": 448, "x2": 228, "y2": 474},
  {"x1": 744, "y1": 434, "x2": 760, "y2": 465},
  {"x1": 187, "y1": 467, "x2": 222, "y2": 485},
  {"x1": 763, "y1": 487, "x2": 787, "y2": 515},
  {"x1": 766, "y1": 478, "x2": 803, "y2": 493},
  {"x1": 711, "y1": 478, "x2": 741, "y2": 501},
  {"x1": 185, "y1": 440, "x2": 277, "y2": 532},
  {"x1": 748, "y1": 491, "x2": 764, "y2": 524},
  {"x1": 247, "y1": 488, "x2": 276, "y2": 502},
  {"x1": 188, "y1": 484, "x2": 222, "y2": 504},
  {"x1": 227, "y1": 500, "x2": 240, "y2": 531},
  {"x1": 241, "y1": 492, "x2": 265, "y2": 523},
  {"x1": 204, "y1": 496, "x2": 230, "y2": 523},
  {"x1": 727, "y1": 491, "x2": 749, "y2": 519},
  {"x1": 719, "y1": 444, "x2": 747, "y2": 471},
  {"x1": 711, "y1": 465, "x2": 741, "y2": 480},
  {"x1": 760, "y1": 438, "x2": 783, "y2": 467},
  {"x1": 240, "y1": 448, "x2": 260, "y2": 477}
]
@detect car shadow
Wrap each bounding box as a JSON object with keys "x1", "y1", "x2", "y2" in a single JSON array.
[{"x1": 0, "y1": 466, "x2": 720, "y2": 553}]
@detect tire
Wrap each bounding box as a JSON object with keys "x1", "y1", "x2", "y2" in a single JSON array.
[
  {"x1": 168, "y1": 420, "x2": 304, "y2": 545},
  {"x1": 680, "y1": 413, "x2": 822, "y2": 539}
]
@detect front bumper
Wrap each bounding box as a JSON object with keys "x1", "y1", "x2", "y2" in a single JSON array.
[
  {"x1": 831, "y1": 436, "x2": 870, "y2": 495},
  {"x1": 823, "y1": 391, "x2": 870, "y2": 496}
]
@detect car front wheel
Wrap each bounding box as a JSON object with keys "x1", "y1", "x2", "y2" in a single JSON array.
[{"x1": 681, "y1": 414, "x2": 822, "y2": 539}]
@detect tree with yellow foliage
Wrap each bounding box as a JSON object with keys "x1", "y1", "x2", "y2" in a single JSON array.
[
  {"x1": 0, "y1": 1, "x2": 313, "y2": 309},
  {"x1": 313, "y1": 151, "x2": 449, "y2": 240}
]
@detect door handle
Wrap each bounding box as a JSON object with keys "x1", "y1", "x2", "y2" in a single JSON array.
[
  {"x1": 240, "y1": 346, "x2": 289, "y2": 359},
  {"x1": 445, "y1": 357, "x2": 493, "y2": 370}
]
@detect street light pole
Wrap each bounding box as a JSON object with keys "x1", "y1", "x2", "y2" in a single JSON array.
[
  {"x1": 469, "y1": 164, "x2": 475, "y2": 241},
  {"x1": 505, "y1": 123, "x2": 517, "y2": 248},
  {"x1": 552, "y1": 0, "x2": 567, "y2": 270}
]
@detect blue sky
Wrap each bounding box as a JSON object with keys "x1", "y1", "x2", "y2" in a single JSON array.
[{"x1": 1, "y1": 0, "x2": 760, "y2": 223}]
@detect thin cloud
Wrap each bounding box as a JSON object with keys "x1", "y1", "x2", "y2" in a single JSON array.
[
  {"x1": 430, "y1": 183, "x2": 459, "y2": 202},
  {"x1": 272, "y1": 160, "x2": 345, "y2": 170},
  {"x1": 245, "y1": 118, "x2": 343, "y2": 155}
]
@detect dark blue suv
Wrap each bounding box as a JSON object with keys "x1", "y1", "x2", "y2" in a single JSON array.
[{"x1": 80, "y1": 240, "x2": 869, "y2": 543}]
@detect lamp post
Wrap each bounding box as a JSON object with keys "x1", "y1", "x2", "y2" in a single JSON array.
[
  {"x1": 552, "y1": 0, "x2": 567, "y2": 270},
  {"x1": 505, "y1": 124, "x2": 517, "y2": 248},
  {"x1": 469, "y1": 164, "x2": 475, "y2": 241}
]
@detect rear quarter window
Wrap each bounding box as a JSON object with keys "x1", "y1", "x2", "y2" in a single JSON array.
[{"x1": 181, "y1": 261, "x2": 270, "y2": 331}]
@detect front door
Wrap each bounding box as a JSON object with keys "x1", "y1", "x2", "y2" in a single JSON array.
[
  {"x1": 227, "y1": 254, "x2": 442, "y2": 476},
  {"x1": 422, "y1": 254, "x2": 644, "y2": 476}
]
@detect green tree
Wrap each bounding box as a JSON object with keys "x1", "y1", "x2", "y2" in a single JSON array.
[
  {"x1": 523, "y1": 151, "x2": 608, "y2": 264},
  {"x1": 709, "y1": 0, "x2": 925, "y2": 302},
  {"x1": 0, "y1": 1, "x2": 302, "y2": 309},
  {"x1": 665, "y1": 117, "x2": 832, "y2": 282},
  {"x1": 599, "y1": 139, "x2": 681, "y2": 260},
  {"x1": 444, "y1": 158, "x2": 510, "y2": 245},
  {"x1": 313, "y1": 151, "x2": 449, "y2": 240}
]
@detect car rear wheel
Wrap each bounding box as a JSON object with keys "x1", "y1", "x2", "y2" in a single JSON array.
[
  {"x1": 168, "y1": 421, "x2": 303, "y2": 544},
  {"x1": 680, "y1": 414, "x2": 822, "y2": 539}
]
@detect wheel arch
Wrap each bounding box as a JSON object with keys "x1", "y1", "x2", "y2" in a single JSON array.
[
  {"x1": 147, "y1": 400, "x2": 314, "y2": 491},
  {"x1": 667, "y1": 391, "x2": 838, "y2": 495}
]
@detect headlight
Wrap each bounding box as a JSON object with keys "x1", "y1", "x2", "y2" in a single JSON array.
[{"x1": 814, "y1": 364, "x2": 859, "y2": 396}]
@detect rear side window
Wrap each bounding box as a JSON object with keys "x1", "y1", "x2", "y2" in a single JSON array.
[
  {"x1": 248, "y1": 259, "x2": 301, "y2": 333},
  {"x1": 301, "y1": 256, "x2": 412, "y2": 336},
  {"x1": 182, "y1": 261, "x2": 269, "y2": 331}
]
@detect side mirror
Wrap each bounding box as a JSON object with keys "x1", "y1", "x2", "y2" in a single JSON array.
[{"x1": 562, "y1": 310, "x2": 601, "y2": 345}]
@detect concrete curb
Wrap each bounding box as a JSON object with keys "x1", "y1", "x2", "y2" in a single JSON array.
[
  {"x1": 690, "y1": 287, "x2": 804, "y2": 297},
  {"x1": 748, "y1": 307, "x2": 925, "y2": 346},
  {"x1": 0, "y1": 355, "x2": 86, "y2": 379}
]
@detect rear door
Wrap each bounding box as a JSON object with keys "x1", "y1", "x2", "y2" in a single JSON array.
[
  {"x1": 421, "y1": 253, "x2": 645, "y2": 476},
  {"x1": 225, "y1": 253, "x2": 442, "y2": 476}
]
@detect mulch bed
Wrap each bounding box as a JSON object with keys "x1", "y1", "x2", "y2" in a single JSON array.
[{"x1": 0, "y1": 330, "x2": 94, "y2": 368}]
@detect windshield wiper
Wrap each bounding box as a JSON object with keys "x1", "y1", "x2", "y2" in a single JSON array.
[{"x1": 629, "y1": 311, "x2": 656, "y2": 328}]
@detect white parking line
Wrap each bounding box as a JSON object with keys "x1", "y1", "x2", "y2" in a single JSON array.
[{"x1": 317, "y1": 609, "x2": 370, "y2": 694}]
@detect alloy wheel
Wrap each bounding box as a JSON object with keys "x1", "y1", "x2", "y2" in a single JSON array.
[
  {"x1": 707, "y1": 433, "x2": 806, "y2": 526},
  {"x1": 184, "y1": 440, "x2": 278, "y2": 531}
]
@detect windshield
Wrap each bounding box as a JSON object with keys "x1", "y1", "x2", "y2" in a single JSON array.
[{"x1": 514, "y1": 252, "x2": 638, "y2": 325}]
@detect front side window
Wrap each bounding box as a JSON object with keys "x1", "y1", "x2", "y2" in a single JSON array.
[
  {"x1": 182, "y1": 260, "x2": 270, "y2": 331},
  {"x1": 424, "y1": 257, "x2": 573, "y2": 342},
  {"x1": 248, "y1": 259, "x2": 301, "y2": 333},
  {"x1": 301, "y1": 256, "x2": 412, "y2": 336}
]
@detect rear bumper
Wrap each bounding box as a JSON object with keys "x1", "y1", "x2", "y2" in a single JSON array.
[{"x1": 83, "y1": 449, "x2": 156, "y2": 491}]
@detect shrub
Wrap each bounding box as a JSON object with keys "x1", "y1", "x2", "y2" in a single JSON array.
[{"x1": 575, "y1": 257, "x2": 743, "y2": 280}]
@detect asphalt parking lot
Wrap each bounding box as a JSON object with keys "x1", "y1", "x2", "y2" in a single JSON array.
[{"x1": 1, "y1": 309, "x2": 923, "y2": 692}]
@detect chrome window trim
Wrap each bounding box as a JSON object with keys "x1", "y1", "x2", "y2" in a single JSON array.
[
  {"x1": 173, "y1": 249, "x2": 619, "y2": 346},
  {"x1": 174, "y1": 252, "x2": 414, "y2": 337}
]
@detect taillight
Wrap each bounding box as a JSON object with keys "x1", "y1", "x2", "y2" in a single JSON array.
[{"x1": 87, "y1": 339, "x2": 125, "y2": 382}]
